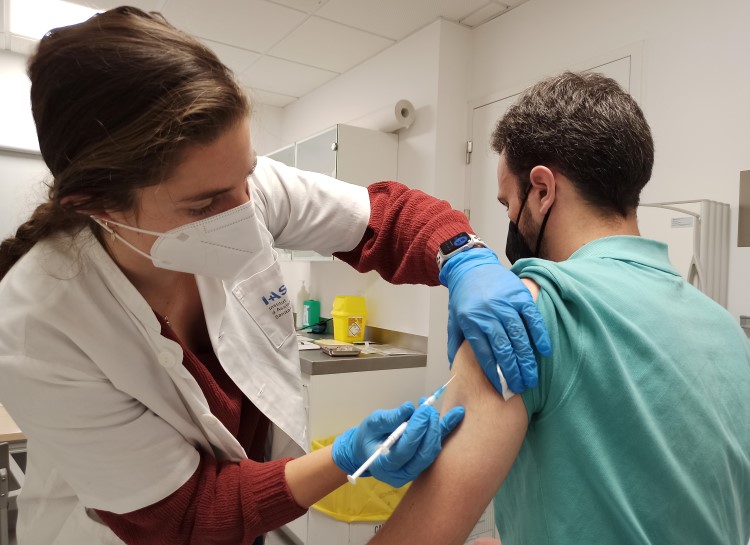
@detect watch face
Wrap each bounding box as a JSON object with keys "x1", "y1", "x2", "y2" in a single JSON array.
[{"x1": 440, "y1": 232, "x2": 470, "y2": 254}]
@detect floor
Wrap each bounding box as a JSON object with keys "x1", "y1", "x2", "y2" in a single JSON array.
[
  {"x1": 4, "y1": 515, "x2": 16, "y2": 545},
  {"x1": 6, "y1": 527, "x2": 295, "y2": 545},
  {"x1": 6, "y1": 528, "x2": 293, "y2": 545},
  {"x1": 266, "y1": 528, "x2": 297, "y2": 545}
]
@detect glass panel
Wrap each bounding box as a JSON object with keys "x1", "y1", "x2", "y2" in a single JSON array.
[{"x1": 291, "y1": 127, "x2": 337, "y2": 262}]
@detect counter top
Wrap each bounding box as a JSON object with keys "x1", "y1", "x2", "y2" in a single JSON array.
[
  {"x1": 0, "y1": 403, "x2": 26, "y2": 443},
  {"x1": 299, "y1": 348, "x2": 427, "y2": 375}
]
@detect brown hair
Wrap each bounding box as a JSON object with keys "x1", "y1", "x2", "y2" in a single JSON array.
[
  {"x1": 492, "y1": 71, "x2": 654, "y2": 216},
  {"x1": 0, "y1": 6, "x2": 250, "y2": 279}
]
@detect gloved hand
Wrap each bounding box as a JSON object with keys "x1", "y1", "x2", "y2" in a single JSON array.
[
  {"x1": 332, "y1": 401, "x2": 465, "y2": 488},
  {"x1": 439, "y1": 247, "x2": 552, "y2": 394}
]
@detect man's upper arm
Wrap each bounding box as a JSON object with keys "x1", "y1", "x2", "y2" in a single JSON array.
[
  {"x1": 521, "y1": 277, "x2": 540, "y2": 302},
  {"x1": 369, "y1": 342, "x2": 528, "y2": 545}
]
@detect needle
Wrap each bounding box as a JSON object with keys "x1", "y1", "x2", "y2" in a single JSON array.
[{"x1": 347, "y1": 376, "x2": 456, "y2": 484}]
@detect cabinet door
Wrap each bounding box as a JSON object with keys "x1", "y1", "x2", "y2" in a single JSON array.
[
  {"x1": 267, "y1": 144, "x2": 295, "y2": 167},
  {"x1": 336, "y1": 125, "x2": 397, "y2": 186},
  {"x1": 466, "y1": 501, "x2": 496, "y2": 542},
  {"x1": 291, "y1": 127, "x2": 338, "y2": 261},
  {"x1": 295, "y1": 124, "x2": 397, "y2": 186},
  {"x1": 296, "y1": 127, "x2": 337, "y2": 178},
  {"x1": 278, "y1": 124, "x2": 397, "y2": 261}
]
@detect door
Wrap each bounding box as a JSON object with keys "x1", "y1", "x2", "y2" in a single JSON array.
[
  {"x1": 467, "y1": 57, "x2": 632, "y2": 266},
  {"x1": 467, "y1": 95, "x2": 518, "y2": 267}
]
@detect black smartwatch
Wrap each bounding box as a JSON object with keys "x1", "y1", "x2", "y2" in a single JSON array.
[{"x1": 436, "y1": 232, "x2": 485, "y2": 270}]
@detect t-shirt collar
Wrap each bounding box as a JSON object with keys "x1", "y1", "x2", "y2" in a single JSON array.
[{"x1": 567, "y1": 236, "x2": 681, "y2": 277}]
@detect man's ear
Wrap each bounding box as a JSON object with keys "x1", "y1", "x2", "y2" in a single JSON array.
[{"x1": 529, "y1": 165, "x2": 556, "y2": 215}]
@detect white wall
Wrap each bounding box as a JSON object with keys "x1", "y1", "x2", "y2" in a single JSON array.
[
  {"x1": 280, "y1": 0, "x2": 750, "y2": 391},
  {"x1": 0, "y1": 50, "x2": 287, "y2": 239},
  {"x1": 0, "y1": 52, "x2": 49, "y2": 239},
  {"x1": 278, "y1": 20, "x2": 447, "y2": 339},
  {"x1": 0, "y1": 150, "x2": 49, "y2": 238},
  {"x1": 471, "y1": 0, "x2": 750, "y2": 320},
  {"x1": 2, "y1": 0, "x2": 746, "y2": 387},
  {"x1": 276, "y1": 20, "x2": 475, "y2": 391},
  {"x1": 425, "y1": 22, "x2": 472, "y2": 391},
  {"x1": 0, "y1": 21, "x2": 456, "y2": 372},
  {"x1": 0, "y1": 50, "x2": 38, "y2": 153},
  {"x1": 248, "y1": 101, "x2": 285, "y2": 156}
]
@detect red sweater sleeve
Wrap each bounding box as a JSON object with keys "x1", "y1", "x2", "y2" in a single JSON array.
[
  {"x1": 97, "y1": 455, "x2": 305, "y2": 545},
  {"x1": 334, "y1": 181, "x2": 474, "y2": 285}
]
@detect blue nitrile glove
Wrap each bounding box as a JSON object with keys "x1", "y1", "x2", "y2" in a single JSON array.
[
  {"x1": 332, "y1": 402, "x2": 465, "y2": 488},
  {"x1": 439, "y1": 247, "x2": 552, "y2": 394}
]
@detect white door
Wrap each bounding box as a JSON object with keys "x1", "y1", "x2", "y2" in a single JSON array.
[
  {"x1": 467, "y1": 57, "x2": 632, "y2": 265},
  {"x1": 467, "y1": 95, "x2": 518, "y2": 267}
]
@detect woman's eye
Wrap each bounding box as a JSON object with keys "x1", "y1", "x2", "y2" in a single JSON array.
[{"x1": 187, "y1": 202, "x2": 216, "y2": 217}]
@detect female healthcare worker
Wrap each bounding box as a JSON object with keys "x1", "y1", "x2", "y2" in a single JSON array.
[{"x1": 0, "y1": 7, "x2": 549, "y2": 545}]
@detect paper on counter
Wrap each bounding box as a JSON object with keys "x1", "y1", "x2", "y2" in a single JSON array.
[
  {"x1": 297, "y1": 334, "x2": 321, "y2": 350},
  {"x1": 368, "y1": 344, "x2": 422, "y2": 356}
]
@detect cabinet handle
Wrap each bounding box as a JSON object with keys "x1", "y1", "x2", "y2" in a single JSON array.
[{"x1": 331, "y1": 142, "x2": 338, "y2": 151}]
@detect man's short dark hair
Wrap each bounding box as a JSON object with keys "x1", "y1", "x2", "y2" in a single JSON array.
[{"x1": 491, "y1": 71, "x2": 654, "y2": 216}]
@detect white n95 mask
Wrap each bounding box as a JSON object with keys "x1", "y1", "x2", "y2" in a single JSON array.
[{"x1": 93, "y1": 200, "x2": 264, "y2": 279}]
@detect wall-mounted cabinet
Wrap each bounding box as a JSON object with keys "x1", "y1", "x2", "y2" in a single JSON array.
[
  {"x1": 268, "y1": 143, "x2": 295, "y2": 169},
  {"x1": 267, "y1": 124, "x2": 398, "y2": 261}
]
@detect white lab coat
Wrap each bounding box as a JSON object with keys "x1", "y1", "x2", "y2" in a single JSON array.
[{"x1": 0, "y1": 157, "x2": 370, "y2": 545}]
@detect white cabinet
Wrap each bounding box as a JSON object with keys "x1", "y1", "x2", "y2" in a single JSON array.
[
  {"x1": 280, "y1": 357, "x2": 498, "y2": 545},
  {"x1": 281, "y1": 353, "x2": 427, "y2": 545},
  {"x1": 267, "y1": 143, "x2": 295, "y2": 168},
  {"x1": 294, "y1": 124, "x2": 398, "y2": 187},
  {"x1": 465, "y1": 502, "x2": 497, "y2": 543},
  {"x1": 266, "y1": 125, "x2": 398, "y2": 261}
]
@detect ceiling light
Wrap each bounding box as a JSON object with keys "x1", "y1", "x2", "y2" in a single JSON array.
[{"x1": 10, "y1": 0, "x2": 99, "y2": 40}]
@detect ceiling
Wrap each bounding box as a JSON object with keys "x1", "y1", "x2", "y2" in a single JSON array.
[{"x1": 2, "y1": 0, "x2": 530, "y2": 107}]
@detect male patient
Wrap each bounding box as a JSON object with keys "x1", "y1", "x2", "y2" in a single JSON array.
[{"x1": 370, "y1": 72, "x2": 750, "y2": 544}]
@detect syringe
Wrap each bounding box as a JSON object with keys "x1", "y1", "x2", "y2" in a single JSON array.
[{"x1": 347, "y1": 375, "x2": 456, "y2": 485}]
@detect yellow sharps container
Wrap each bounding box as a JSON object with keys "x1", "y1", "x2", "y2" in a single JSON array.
[{"x1": 331, "y1": 296, "x2": 367, "y2": 343}]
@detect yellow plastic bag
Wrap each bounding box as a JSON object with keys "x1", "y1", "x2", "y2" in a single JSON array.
[{"x1": 311, "y1": 435, "x2": 410, "y2": 523}]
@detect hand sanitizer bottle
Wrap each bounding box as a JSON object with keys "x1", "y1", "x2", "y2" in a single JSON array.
[{"x1": 296, "y1": 281, "x2": 310, "y2": 329}]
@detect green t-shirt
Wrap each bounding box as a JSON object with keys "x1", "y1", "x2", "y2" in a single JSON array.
[{"x1": 495, "y1": 236, "x2": 750, "y2": 544}]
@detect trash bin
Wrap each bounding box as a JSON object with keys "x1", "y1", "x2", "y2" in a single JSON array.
[
  {"x1": 308, "y1": 435, "x2": 410, "y2": 544},
  {"x1": 331, "y1": 296, "x2": 367, "y2": 343}
]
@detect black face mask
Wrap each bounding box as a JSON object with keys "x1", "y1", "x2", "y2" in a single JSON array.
[{"x1": 505, "y1": 187, "x2": 553, "y2": 265}]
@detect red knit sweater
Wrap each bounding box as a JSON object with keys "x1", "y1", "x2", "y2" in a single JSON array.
[{"x1": 96, "y1": 181, "x2": 473, "y2": 544}]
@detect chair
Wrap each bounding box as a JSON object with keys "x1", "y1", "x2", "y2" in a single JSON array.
[{"x1": 0, "y1": 442, "x2": 24, "y2": 545}]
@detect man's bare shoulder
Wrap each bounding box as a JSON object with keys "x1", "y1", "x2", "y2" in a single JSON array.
[{"x1": 521, "y1": 277, "x2": 540, "y2": 302}]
